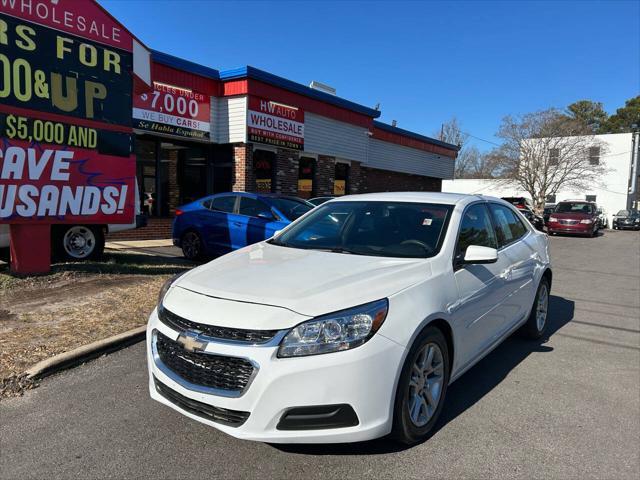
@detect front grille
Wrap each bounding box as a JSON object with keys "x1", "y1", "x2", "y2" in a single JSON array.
[
  {"x1": 155, "y1": 332, "x2": 255, "y2": 393},
  {"x1": 154, "y1": 376, "x2": 250, "y2": 427},
  {"x1": 159, "y1": 307, "x2": 278, "y2": 344},
  {"x1": 560, "y1": 219, "x2": 579, "y2": 225}
]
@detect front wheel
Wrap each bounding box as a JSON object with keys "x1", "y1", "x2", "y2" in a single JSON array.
[
  {"x1": 391, "y1": 326, "x2": 450, "y2": 445},
  {"x1": 522, "y1": 277, "x2": 550, "y2": 339}
]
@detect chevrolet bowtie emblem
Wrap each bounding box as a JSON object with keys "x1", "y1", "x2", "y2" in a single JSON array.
[{"x1": 176, "y1": 333, "x2": 207, "y2": 352}]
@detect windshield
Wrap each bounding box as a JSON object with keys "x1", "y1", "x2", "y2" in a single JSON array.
[
  {"x1": 269, "y1": 198, "x2": 314, "y2": 220},
  {"x1": 555, "y1": 202, "x2": 594, "y2": 214},
  {"x1": 270, "y1": 201, "x2": 453, "y2": 258},
  {"x1": 616, "y1": 210, "x2": 636, "y2": 216}
]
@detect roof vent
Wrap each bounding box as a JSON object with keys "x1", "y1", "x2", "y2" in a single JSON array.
[{"x1": 309, "y1": 81, "x2": 336, "y2": 96}]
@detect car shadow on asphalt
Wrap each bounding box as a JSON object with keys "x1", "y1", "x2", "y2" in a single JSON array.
[{"x1": 271, "y1": 295, "x2": 575, "y2": 456}]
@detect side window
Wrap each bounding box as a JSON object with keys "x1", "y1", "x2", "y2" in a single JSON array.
[
  {"x1": 456, "y1": 204, "x2": 497, "y2": 258},
  {"x1": 489, "y1": 204, "x2": 528, "y2": 247},
  {"x1": 239, "y1": 197, "x2": 271, "y2": 218},
  {"x1": 209, "y1": 195, "x2": 236, "y2": 213}
]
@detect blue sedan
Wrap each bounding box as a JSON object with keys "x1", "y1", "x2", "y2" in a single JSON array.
[{"x1": 173, "y1": 192, "x2": 314, "y2": 259}]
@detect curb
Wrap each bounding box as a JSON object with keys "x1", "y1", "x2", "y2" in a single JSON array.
[{"x1": 25, "y1": 326, "x2": 147, "y2": 380}]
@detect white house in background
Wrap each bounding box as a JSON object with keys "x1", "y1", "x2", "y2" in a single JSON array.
[{"x1": 443, "y1": 132, "x2": 639, "y2": 226}]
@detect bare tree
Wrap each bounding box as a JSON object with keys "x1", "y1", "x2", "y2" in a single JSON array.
[
  {"x1": 438, "y1": 117, "x2": 468, "y2": 147},
  {"x1": 493, "y1": 109, "x2": 608, "y2": 210}
]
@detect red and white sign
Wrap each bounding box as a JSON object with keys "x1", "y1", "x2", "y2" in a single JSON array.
[
  {"x1": 248, "y1": 97, "x2": 304, "y2": 150},
  {"x1": 133, "y1": 82, "x2": 211, "y2": 140},
  {"x1": 0, "y1": 138, "x2": 135, "y2": 224}
]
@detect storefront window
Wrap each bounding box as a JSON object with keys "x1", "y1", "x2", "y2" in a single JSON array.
[
  {"x1": 254, "y1": 150, "x2": 275, "y2": 193},
  {"x1": 334, "y1": 162, "x2": 350, "y2": 196},
  {"x1": 298, "y1": 157, "x2": 315, "y2": 198},
  {"x1": 178, "y1": 144, "x2": 209, "y2": 205}
]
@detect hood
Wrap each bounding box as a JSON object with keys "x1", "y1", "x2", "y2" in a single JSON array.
[{"x1": 177, "y1": 242, "x2": 431, "y2": 317}]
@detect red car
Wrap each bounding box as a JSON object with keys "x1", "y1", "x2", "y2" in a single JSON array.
[{"x1": 546, "y1": 201, "x2": 599, "y2": 237}]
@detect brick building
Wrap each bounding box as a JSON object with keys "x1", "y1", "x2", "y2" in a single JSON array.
[{"x1": 113, "y1": 51, "x2": 459, "y2": 240}]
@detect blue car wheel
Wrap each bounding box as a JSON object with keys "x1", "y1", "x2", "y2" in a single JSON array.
[{"x1": 181, "y1": 231, "x2": 203, "y2": 260}]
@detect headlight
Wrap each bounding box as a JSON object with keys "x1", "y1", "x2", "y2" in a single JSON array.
[
  {"x1": 580, "y1": 219, "x2": 593, "y2": 224},
  {"x1": 278, "y1": 299, "x2": 389, "y2": 358},
  {"x1": 548, "y1": 216, "x2": 558, "y2": 222},
  {"x1": 158, "y1": 271, "x2": 187, "y2": 307}
]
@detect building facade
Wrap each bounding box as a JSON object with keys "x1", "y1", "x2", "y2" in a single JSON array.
[
  {"x1": 442, "y1": 132, "x2": 639, "y2": 226},
  {"x1": 110, "y1": 51, "x2": 458, "y2": 239}
]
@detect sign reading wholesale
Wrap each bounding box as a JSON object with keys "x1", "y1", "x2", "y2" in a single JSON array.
[
  {"x1": 0, "y1": 0, "x2": 137, "y2": 224},
  {"x1": 133, "y1": 82, "x2": 211, "y2": 140},
  {"x1": 248, "y1": 96, "x2": 304, "y2": 150}
]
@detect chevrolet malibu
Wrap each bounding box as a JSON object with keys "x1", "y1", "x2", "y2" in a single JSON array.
[{"x1": 148, "y1": 192, "x2": 552, "y2": 444}]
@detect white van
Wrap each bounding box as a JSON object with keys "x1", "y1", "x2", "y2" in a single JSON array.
[{"x1": 0, "y1": 182, "x2": 146, "y2": 262}]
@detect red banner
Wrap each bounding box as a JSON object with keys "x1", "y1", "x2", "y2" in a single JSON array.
[
  {"x1": 247, "y1": 96, "x2": 304, "y2": 150},
  {"x1": 133, "y1": 82, "x2": 211, "y2": 140},
  {"x1": 0, "y1": 137, "x2": 135, "y2": 224}
]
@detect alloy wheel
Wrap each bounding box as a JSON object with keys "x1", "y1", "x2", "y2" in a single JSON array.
[
  {"x1": 536, "y1": 283, "x2": 549, "y2": 331},
  {"x1": 182, "y1": 232, "x2": 201, "y2": 259},
  {"x1": 407, "y1": 342, "x2": 445, "y2": 427}
]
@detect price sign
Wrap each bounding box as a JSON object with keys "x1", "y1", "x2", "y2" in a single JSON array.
[{"x1": 133, "y1": 82, "x2": 211, "y2": 140}]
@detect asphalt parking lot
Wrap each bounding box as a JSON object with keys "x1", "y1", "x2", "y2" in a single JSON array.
[{"x1": 1, "y1": 230, "x2": 639, "y2": 480}]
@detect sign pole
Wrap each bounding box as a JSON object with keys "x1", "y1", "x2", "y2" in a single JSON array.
[{"x1": 9, "y1": 224, "x2": 51, "y2": 275}]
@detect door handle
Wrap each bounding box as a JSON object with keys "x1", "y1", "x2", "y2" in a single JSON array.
[
  {"x1": 233, "y1": 222, "x2": 242, "y2": 227},
  {"x1": 499, "y1": 268, "x2": 513, "y2": 280}
]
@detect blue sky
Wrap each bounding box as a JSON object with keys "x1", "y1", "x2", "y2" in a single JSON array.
[{"x1": 100, "y1": 0, "x2": 639, "y2": 151}]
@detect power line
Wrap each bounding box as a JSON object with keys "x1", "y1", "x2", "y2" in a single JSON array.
[{"x1": 461, "y1": 131, "x2": 502, "y2": 147}]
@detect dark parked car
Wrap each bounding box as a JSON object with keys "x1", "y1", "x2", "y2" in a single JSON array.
[
  {"x1": 546, "y1": 201, "x2": 599, "y2": 237},
  {"x1": 543, "y1": 204, "x2": 556, "y2": 224},
  {"x1": 501, "y1": 197, "x2": 545, "y2": 231},
  {"x1": 173, "y1": 192, "x2": 314, "y2": 259},
  {"x1": 612, "y1": 210, "x2": 640, "y2": 230}
]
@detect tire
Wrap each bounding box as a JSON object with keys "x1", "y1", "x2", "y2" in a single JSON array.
[
  {"x1": 181, "y1": 230, "x2": 204, "y2": 260},
  {"x1": 54, "y1": 225, "x2": 105, "y2": 261},
  {"x1": 521, "y1": 276, "x2": 550, "y2": 339},
  {"x1": 391, "y1": 326, "x2": 450, "y2": 445}
]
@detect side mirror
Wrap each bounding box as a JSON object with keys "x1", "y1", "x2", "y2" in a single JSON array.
[
  {"x1": 257, "y1": 211, "x2": 274, "y2": 220},
  {"x1": 463, "y1": 245, "x2": 498, "y2": 264}
]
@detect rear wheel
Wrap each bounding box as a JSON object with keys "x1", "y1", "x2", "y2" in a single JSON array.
[
  {"x1": 522, "y1": 277, "x2": 550, "y2": 339},
  {"x1": 391, "y1": 326, "x2": 450, "y2": 445},
  {"x1": 55, "y1": 225, "x2": 105, "y2": 261},
  {"x1": 181, "y1": 231, "x2": 203, "y2": 260}
]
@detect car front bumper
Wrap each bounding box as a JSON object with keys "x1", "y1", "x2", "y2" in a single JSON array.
[
  {"x1": 613, "y1": 222, "x2": 640, "y2": 230},
  {"x1": 546, "y1": 223, "x2": 594, "y2": 235},
  {"x1": 146, "y1": 308, "x2": 405, "y2": 443}
]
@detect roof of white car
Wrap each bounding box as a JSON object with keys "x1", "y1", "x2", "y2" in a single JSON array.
[{"x1": 327, "y1": 191, "x2": 494, "y2": 206}]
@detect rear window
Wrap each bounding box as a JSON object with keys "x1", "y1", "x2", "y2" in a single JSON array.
[
  {"x1": 209, "y1": 195, "x2": 236, "y2": 213},
  {"x1": 556, "y1": 202, "x2": 594, "y2": 214},
  {"x1": 489, "y1": 204, "x2": 528, "y2": 247},
  {"x1": 269, "y1": 198, "x2": 313, "y2": 220}
]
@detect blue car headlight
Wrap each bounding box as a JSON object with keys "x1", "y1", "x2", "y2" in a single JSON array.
[{"x1": 278, "y1": 299, "x2": 389, "y2": 358}]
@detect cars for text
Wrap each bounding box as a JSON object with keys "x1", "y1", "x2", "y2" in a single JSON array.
[
  {"x1": 148, "y1": 192, "x2": 552, "y2": 444},
  {"x1": 546, "y1": 200, "x2": 600, "y2": 237},
  {"x1": 612, "y1": 209, "x2": 640, "y2": 230},
  {"x1": 172, "y1": 192, "x2": 313, "y2": 259}
]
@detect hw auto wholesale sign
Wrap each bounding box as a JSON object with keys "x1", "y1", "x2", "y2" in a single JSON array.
[
  {"x1": 248, "y1": 96, "x2": 304, "y2": 151},
  {"x1": 133, "y1": 82, "x2": 211, "y2": 140},
  {"x1": 0, "y1": 0, "x2": 136, "y2": 224}
]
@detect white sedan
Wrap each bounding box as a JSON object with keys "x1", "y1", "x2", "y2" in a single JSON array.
[{"x1": 147, "y1": 192, "x2": 551, "y2": 444}]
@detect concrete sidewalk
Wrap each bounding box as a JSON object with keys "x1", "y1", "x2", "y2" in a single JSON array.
[{"x1": 105, "y1": 239, "x2": 182, "y2": 258}]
